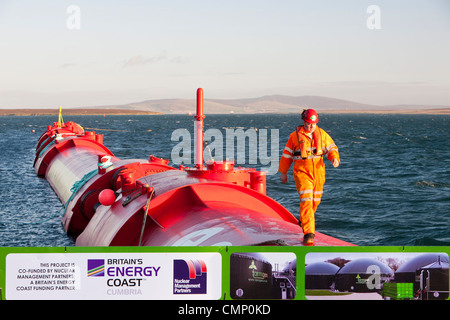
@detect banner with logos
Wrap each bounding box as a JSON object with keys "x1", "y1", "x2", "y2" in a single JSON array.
[{"x1": 1, "y1": 246, "x2": 449, "y2": 301}]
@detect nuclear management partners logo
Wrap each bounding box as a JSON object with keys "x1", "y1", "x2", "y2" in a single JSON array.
[{"x1": 173, "y1": 259, "x2": 207, "y2": 294}]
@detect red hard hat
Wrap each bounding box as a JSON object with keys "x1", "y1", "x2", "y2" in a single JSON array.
[{"x1": 302, "y1": 109, "x2": 319, "y2": 124}]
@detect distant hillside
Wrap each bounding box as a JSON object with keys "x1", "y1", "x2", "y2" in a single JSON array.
[
  {"x1": 95, "y1": 95, "x2": 383, "y2": 114},
  {"x1": 3, "y1": 95, "x2": 448, "y2": 116}
]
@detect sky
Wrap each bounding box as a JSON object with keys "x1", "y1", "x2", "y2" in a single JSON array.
[{"x1": 1, "y1": 0, "x2": 449, "y2": 108}]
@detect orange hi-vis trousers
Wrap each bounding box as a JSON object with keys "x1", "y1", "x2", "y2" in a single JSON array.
[
  {"x1": 293, "y1": 163, "x2": 325, "y2": 235},
  {"x1": 278, "y1": 126, "x2": 340, "y2": 235}
]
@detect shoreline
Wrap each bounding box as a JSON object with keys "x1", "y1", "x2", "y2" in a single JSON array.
[
  {"x1": 318, "y1": 108, "x2": 450, "y2": 115},
  {"x1": 0, "y1": 108, "x2": 449, "y2": 116}
]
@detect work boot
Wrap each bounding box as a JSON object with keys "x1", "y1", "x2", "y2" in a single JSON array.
[{"x1": 303, "y1": 233, "x2": 315, "y2": 246}]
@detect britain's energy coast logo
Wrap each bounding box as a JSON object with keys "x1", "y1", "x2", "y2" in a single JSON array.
[
  {"x1": 173, "y1": 259, "x2": 207, "y2": 294},
  {"x1": 86, "y1": 258, "x2": 161, "y2": 297}
]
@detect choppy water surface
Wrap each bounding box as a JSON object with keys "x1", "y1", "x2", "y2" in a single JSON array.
[{"x1": 0, "y1": 113, "x2": 449, "y2": 246}]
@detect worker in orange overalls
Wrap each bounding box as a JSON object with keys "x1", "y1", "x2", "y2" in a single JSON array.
[{"x1": 278, "y1": 109, "x2": 340, "y2": 245}]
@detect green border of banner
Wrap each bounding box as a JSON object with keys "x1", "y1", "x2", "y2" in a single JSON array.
[{"x1": 1, "y1": 246, "x2": 449, "y2": 300}]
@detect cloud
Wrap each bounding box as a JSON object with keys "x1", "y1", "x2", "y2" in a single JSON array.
[
  {"x1": 169, "y1": 56, "x2": 191, "y2": 64},
  {"x1": 122, "y1": 52, "x2": 168, "y2": 67},
  {"x1": 122, "y1": 51, "x2": 191, "y2": 67},
  {"x1": 58, "y1": 63, "x2": 78, "y2": 69},
  {"x1": 318, "y1": 81, "x2": 432, "y2": 88}
]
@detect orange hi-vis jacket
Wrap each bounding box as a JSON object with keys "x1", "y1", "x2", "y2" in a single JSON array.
[
  {"x1": 279, "y1": 126, "x2": 339, "y2": 175},
  {"x1": 278, "y1": 125, "x2": 340, "y2": 235}
]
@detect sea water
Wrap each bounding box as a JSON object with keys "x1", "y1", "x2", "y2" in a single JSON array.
[{"x1": 0, "y1": 113, "x2": 449, "y2": 246}]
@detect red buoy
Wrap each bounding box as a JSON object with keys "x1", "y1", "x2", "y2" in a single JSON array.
[{"x1": 98, "y1": 189, "x2": 116, "y2": 206}]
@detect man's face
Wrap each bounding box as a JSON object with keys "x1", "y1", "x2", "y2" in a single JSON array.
[{"x1": 303, "y1": 121, "x2": 316, "y2": 133}]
